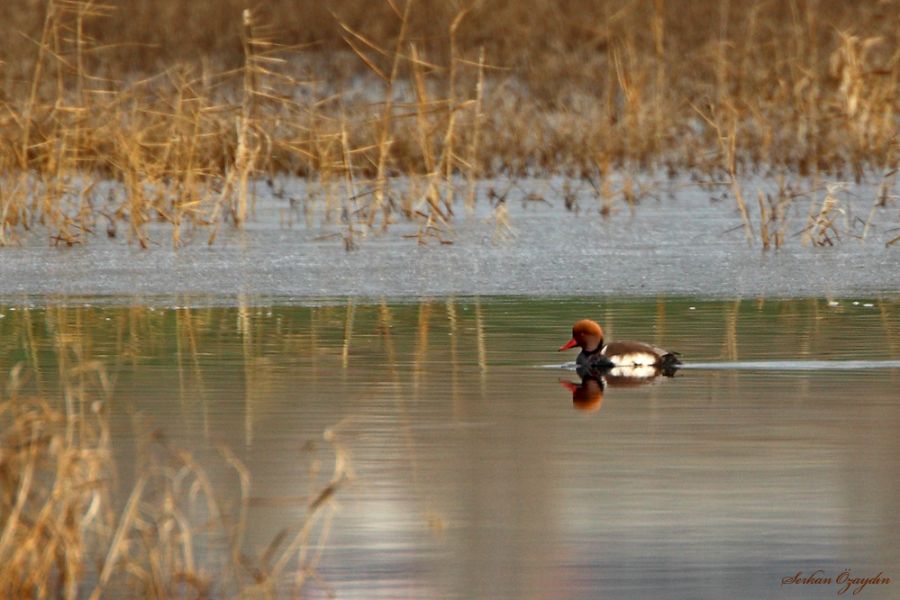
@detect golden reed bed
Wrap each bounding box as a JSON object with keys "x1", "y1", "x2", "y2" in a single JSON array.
[{"x1": 0, "y1": 0, "x2": 897, "y2": 247}]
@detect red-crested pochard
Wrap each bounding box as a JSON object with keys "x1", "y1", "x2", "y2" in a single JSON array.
[{"x1": 559, "y1": 319, "x2": 681, "y2": 376}]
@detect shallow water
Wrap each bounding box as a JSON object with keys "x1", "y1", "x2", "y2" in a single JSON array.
[
  {"x1": 1, "y1": 296, "x2": 899, "y2": 599},
  {"x1": 1, "y1": 176, "x2": 898, "y2": 299}
]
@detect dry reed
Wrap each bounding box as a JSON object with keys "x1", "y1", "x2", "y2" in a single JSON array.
[
  {"x1": 0, "y1": 359, "x2": 350, "y2": 598},
  {"x1": 0, "y1": 0, "x2": 897, "y2": 248}
]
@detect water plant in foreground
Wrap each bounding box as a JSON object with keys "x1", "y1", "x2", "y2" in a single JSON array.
[{"x1": 0, "y1": 361, "x2": 350, "y2": 599}]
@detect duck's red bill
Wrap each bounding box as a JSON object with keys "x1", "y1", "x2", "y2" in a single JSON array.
[{"x1": 558, "y1": 338, "x2": 578, "y2": 351}]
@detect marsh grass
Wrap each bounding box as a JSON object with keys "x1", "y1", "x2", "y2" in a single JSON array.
[
  {"x1": 0, "y1": 358, "x2": 350, "y2": 599},
  {"x1": 0, "y1": 0, "x2": 897, "y2": 248}
]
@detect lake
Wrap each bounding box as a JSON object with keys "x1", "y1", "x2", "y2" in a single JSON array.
[{"x1": 1, "y1": 296, "x2": 897, "y2": 598}]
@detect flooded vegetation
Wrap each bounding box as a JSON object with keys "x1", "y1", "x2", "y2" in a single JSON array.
[
  {"x1": 1, "y1": 297, "x2": 899, "y2": 597},
  {"x1": 3, "y1": 181, "x2": 898, "y2": 299},
  {"x1": 1, "y1": 1, "x2": 898, "y2": 597},
  {"x1": 1, "y1": 1, "x2": 898, "y2": 246}
]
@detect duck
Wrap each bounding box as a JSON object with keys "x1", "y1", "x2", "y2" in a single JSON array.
[{"x1": 559, "y1": 319, "x2": 681, "y2": 377}]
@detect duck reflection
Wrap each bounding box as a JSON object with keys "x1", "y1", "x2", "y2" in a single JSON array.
[
  {"x1": 560, "y1": 376, "x2": 606, "y2": 411},
  {"x1": 560, "y1": 363, "x2": 678, "y2": 412}
]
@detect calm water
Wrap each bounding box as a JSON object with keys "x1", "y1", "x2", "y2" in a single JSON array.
[
  {"x1": 1, "y1": 296, "x2": 898, "y2": 599},
  {"x1": 2, "y1": 176, "x2": 898, "y2": 299}
]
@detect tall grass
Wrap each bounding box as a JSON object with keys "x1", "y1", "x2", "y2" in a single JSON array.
[{"x1": 0, "y1": 0, "x2": 897, "y2": 247}]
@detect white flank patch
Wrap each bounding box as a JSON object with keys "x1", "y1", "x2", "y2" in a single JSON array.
[
  {"x1": 609, "y1": 352, "x2": 658, "y2": 367},
  {"x1": 609, "y1": 365, "x2": 658, "y2": 378}
]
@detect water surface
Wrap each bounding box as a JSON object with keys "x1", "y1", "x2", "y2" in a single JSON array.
[
  {"x1": 1, "y1": 296, "x2": 898, "y2": 599},
  {"x1": 1, "y1": 176, "x2": 897, "y2": 299}
]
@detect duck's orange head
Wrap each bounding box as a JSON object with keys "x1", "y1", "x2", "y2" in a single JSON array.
[{"x1": 558, "y1": 319, "x2": 604, "y2": 352}]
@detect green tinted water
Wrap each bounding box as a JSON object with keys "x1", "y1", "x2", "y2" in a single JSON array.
[{"x1": 1, "y1": 296, "x2": 898, "y2": 599}]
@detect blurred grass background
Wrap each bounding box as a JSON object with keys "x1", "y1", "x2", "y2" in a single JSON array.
[{"x1": 0, "y1": 0, "x2": 897, "y2": 245}]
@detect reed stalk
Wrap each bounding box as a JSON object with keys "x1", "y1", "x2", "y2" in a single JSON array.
[
  {"x1": 0, "y1": 361, "x2": 350, "y2": 598},
  {"x1": 369, "y1": 0, "x2": 412, "y2": 229},
  {"x1": 464, "y1": 47, "x2": 485, "y2": 215},
  {"x1": 0, "y1": 0, "x2": 895, "y2": 248}
]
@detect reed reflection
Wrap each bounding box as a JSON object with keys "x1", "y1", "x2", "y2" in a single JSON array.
[{"x1": 0, "y1": 297, "x2": 898, "y2": 599}]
